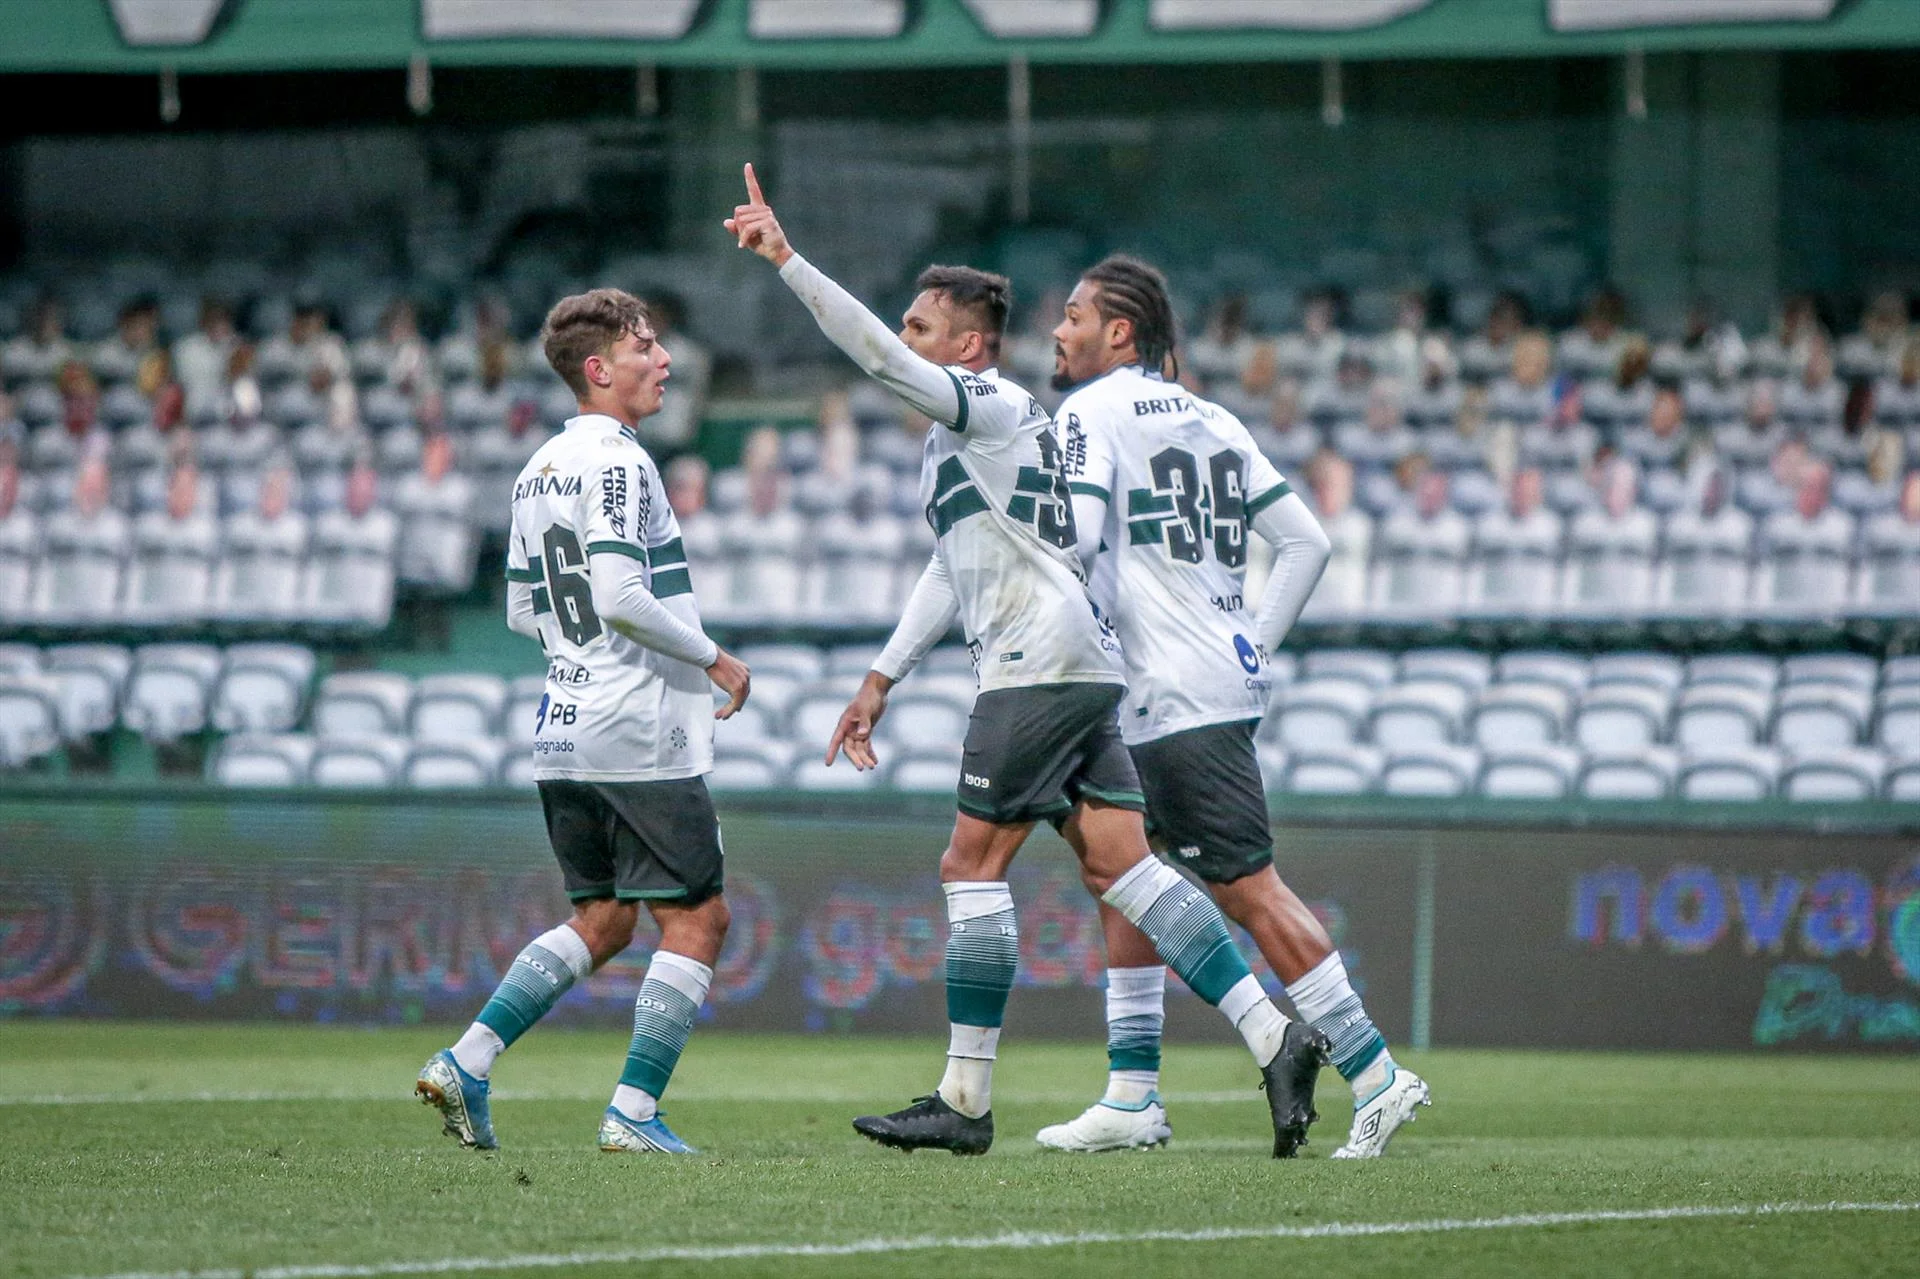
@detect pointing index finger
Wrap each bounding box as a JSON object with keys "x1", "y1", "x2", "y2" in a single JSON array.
[{"x1": 743, "y1": 162, "x2": 765, "y2": 207}]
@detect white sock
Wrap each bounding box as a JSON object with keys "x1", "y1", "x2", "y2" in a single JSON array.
[
  {"x1": 611, "y1": 1083, "x2": 656, "y2": 1121},
  {"x1": 450, "y1": 1023, "x2": 505, "y2": 1080},
  {"x1": 1351, "y1": 1053, "x2": 1394, "y2": 1102},
  {"x1": 938, "y1": 1024, "x2": 999, "y2": 1118},
  {"x1": 610, "y1": 952, "x2": 714, "y2": 1122},
  {"x1": 1104, "y1": 1070, "x2": 1159, "y2": 1106},
  {"x1": 1219, "y1": 973, "x2": 1290, "y2": 1067}
]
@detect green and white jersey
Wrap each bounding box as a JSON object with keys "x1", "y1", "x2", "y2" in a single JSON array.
[
  {"x1": 1061, "y1": 366, "x2": 1292, "y2": 745},
  {"x1": 920, "y1": 366, "x2": 1124, "y2": 693},
  {"x1": 506, "y1": 414, "x2": 711, "y2": 783}
]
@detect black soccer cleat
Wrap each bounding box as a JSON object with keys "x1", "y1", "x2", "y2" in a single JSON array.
[
  {"x1": 1259, "y1": 1022, "x2": 1332, "y2": 1159},
  {"x1": 853, "y1": 1094, "x2": 994, "y2": 1156}
]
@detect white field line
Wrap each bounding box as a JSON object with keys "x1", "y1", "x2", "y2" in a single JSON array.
[
  {"x1": 0, "y1": 1088, "x2": 1256, "y2": 1106},
  {"x1": 71, "y1": 1201, "x2": 1920, "y2": 1279}
]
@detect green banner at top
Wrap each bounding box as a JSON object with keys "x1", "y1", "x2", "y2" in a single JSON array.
[{"x1": 7, "y1": 0, "x2": 1916, "y2": 73}]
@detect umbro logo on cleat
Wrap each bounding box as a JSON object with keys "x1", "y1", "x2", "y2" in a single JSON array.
[{"x1": 1357, "y1": 1110, "x2": 1382, "y2": 1141}]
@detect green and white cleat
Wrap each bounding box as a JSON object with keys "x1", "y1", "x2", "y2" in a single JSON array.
[
  {"x1": 415, "y1": 1049, "x2": 496, "y2": 1150},
  {"x1": 598, "y1": 1107, "x2": 699, "y2": 1154},
  {"x1": 1331, "y1": 1067, "x2": 1430, "y2": 1159},
  {"x1": 1035, "y1": 1095, "x2": 1172, "y2": 1152}
]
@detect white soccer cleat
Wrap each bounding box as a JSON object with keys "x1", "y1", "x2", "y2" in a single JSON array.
[
  {"x1": 1035, "y1": 1096, "x2": 1173, "y2": 1152},
  {"x1": 1331, "y1": 1067, "x2": 1430, "y2": 1159}
]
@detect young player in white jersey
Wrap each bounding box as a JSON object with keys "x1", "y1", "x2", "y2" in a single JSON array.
[
  {"x1": 726, "y1": 166, "x2": 1329, "y2": 1157},
  {"x1": 1037, "y1": 256, "x2": 1430, "y2": 1158},
  {"x1": 416, "y1": 288, "x2": 752, "y2": 1157}
]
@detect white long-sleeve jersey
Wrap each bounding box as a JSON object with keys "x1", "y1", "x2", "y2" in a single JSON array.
[
  {"x1": 778, "y1": 254, "x2": 1122, "y2": 692},
  {"x1": 505, "y1": 414, "x2": 718, "y2": 782},
  {"x1": 1060, "y1": 365, "x2": 1330, "y2": 745}
]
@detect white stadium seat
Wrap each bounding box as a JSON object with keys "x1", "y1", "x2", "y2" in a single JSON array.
[
  {"x1": 208, "y1": 734, "x2": 316, "y2": 787},
  {"x1": 1367, "y1": 681, "x2": 1470, "y2": 748},
  {"x1": 1780, "y1": 747, "x2": 1887, "y2": 802},
  {"x1": 889, "y1": 748, "x2": 963, "y2": 793},
  {"x1": 1886, "y1": 756, "x2": 1920, "y2": 802},
  {"x1": 1274, "y1": 679, "x2": 1374, "y2": 751},
  {"x1": 1380, "y1": 745, "x2": 1481, "y2": 797},
  {"x1": 877, "y1": 694, "x2": 972, "y2": 752},
  {"x1": 1882, "y1": 657, "x2": 1920, "y2": 691},
  {"x1": 790, "y1": 756, "x2": 880, "y2": 791},
  {"x1": 1578, "y1": 747, "x2": 1679, "y2": 800},
  {"x1": 44, "y1": 644, "x2": 132, "y2": 740},
  {"x1": 1470, "y1": 682, "x2": 1573, "y2": 748},
  {"x1": 122, "y1": 644, "x2": 224, "y2": 742},
  {"x1": 1685, "y1": 654, "x2": 1778, "y2": 693},
  {"x1": 405, "y1": 738, "x2": 506, "y2": 788},
  {"x1": 500, "y1": 751, "x2": 539, "y2": 789},
  {"x1": 1586, "y1": 651, "x2": 1684, "y2": 695},
  {"x1": 0, "y1": 674, "x2": 62, "y2": 767},
  {"x1": 1283, "y1": 745, "x2": 1383, "y2": 795},
  {"x1": 503, "y1": 674, "x2": 548, "y2": 748},
  {"x1": 1573, "y1": 684, "x2": 1671, "y2": 753},
  {"x1": 1479, "y1": 744, "x2": 1582, "y2": 799},
  {"x1": 1677, "y1": 747, "x2": 1781, "y2": 801},
  {"x1": 0, "y1": 644, "x2": 41, "y2": 677},
  {"x1": 1780, "y1": 653, "x2": 1880, "y2": 694},
  {"x1": 1396, "y1": 649, "x2": 1493, "y2": 695},
  {"x1": 1301, "y1": 648, "x2": 1398, "y2": 690},
  {"x1": 312, "y1": 672, "x2": 414, "y2": 737},
  {"x1": 211, "y1": 644, "x2": 316, "y2": 735},
  {"x1": 1875, "y1": 687, "x2": 1920, "y2": 755},
  {"x1": 310, "y1": 735, "x2": 410, "y2": 788},
  {"x1": 410, "y1": 673, "x2": 508, "y2": 743},
  {"x1": 1494, "y1": 651, "x2": 1589, "y2": 697},
  {"x1": 709, "y1": 745, "x2": 791, "y2": 792},
  {"x1": 787, "y1": 693, "x2": 855, "y2": 751},
  {"x1": 736, "y1": 643, "x2": 826, "y2": 684},
  {"x1": 1771, "y1": 683, "x2": 1871, "y2": 749},
  {"x1": 1672, "y1": 684, "x2": 1773, "y2": 750}
]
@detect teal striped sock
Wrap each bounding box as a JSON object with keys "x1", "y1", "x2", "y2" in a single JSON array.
[
  {"x1": 474, "y1": 924, "x2": 593, "y2": 1051},
  {"x1": 944, "y1": 881, "x2": 1017, "y2": 1029},
  {"x1": 616, "y1": 951, "x2": 713, "y2": 1111},
  {"x1": 1287, "y1": 952, "x2": 1390, "y2": 1084},
  {"x1": 1102, "y1": 859, "x2": 1252, "y2": 1007}
]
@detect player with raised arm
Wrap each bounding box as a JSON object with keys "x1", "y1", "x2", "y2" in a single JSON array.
[
  {"x1": 1036, "y1": 255, "x2": 1430, "y2": 1158},
  {"x1": 726, "y1": 165, "x2": 1329, "y2": 1158},
  {"x1": 415, "y1": 289, "x2": 751, "y2": 1156}
]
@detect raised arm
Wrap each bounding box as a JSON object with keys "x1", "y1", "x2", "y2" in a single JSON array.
[
  {"x1": 726, "y1": 163, "x2": 963, "y2": 426},
  {"x1": 1250, "y1": 489, "x2": 1332, "y2": 653}
]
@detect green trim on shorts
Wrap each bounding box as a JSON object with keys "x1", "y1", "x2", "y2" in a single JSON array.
[
  {"x1": 1079, "y1": 785, "x2": 1147, "y2": 810},
  {"x1": 617, "y1": 887, "x2": 691, "y2": 901},
  {"x1": 566, "y1": 886, "x2": 617, "y2": 903},
  {"x1": 958, "y1": 794, "x2": 1073, "y2": 824}
]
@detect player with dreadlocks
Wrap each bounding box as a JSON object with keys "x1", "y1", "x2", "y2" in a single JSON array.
[{"x1": 1037, "y1": 253, "x2": 1432, "y2": 1156}]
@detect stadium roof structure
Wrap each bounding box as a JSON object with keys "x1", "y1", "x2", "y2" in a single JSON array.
[{"x1": 9, "y1": 0, "x2": 1920, "y2": 73}]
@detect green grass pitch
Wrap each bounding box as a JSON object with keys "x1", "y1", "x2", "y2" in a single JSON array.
[{"x1": 2, "y1": 1024, "x2": 1917, "y2": 1278}]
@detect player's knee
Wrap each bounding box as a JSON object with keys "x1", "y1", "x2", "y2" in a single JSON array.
[{"x1": 700, "y1": 894, "x2": 732, "y2": 944}]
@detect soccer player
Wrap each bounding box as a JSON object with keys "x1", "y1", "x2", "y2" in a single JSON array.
[
  {"x1": 415, "y1": 289, "x2": 752, "y2": 1155},
  {"x1": 1037, "y1": 256, "x2": 1430, "y2": 1158},
  {"x1": 725, "y1": 165, "x2": 1329, "y2": 1158}
]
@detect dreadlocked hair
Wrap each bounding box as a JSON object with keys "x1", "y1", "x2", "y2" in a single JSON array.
[{"x1": 1082, "y1": 254, "x2": 1179, "y2": 378}]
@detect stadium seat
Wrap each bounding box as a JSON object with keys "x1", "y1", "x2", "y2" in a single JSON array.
[
  {"x1": 1274, "y1": 679, "x2": 1374, "y2": 751},
  {"x1": 920, "y1": 646, "x2": 979, "y2": 680},
  {"x1": 1578, "y1": 747, "x2": 1679, "y2": 800},
  {"x1": 43, "y1": 644, "x2": 132, "y2": 740},
  {"x1": 123, "y1": 530, "x2": 216, "y2": 624},
  {"x1": 0, "y1": 673, "x2": 62, "y2": 767},
  {"x1": 876, "y1": 694, "x2": 971, "y2": 752},
  {"x1": 1685, "y1": 654, "x2": 1779, "y2": 693},
  {"x1": 0, "y1": 645, "x2": 40, "y2": 677},
  {"x1": 1780, "y1": 653, "x2": 1879, "y2": 694},
  {"x1": 499, "y1": 750, "x2": 538, "y2": 788},
  {"x1": 1396, "y1": 649, "x2": 1492, "y2": 695},
  {"x1": 908, "y1": 673, "x2": 979, "y2": 707},
  {"x1": 1780, "y1": 747, "x2": 1887, "y2": 802},
  {"x1": 1882, "y1": 656, "x2": 1920, "y2": 691},
  {"x1": 1586, "y1": 651, "x2": 1684, "y2": 695},
  {"x1": 0, "y1": 539, "x2": 34, "y2": 625},
  {"x1": 1255, "y1": 742, "x2": 1287, "y2": 794},
  {"x1": 207, "y1": 734, "x2": 315, "y2": 787},
  {"x1": 1470, "y1": 682, "x2": 1572, "y2": 748},
  {"x1": 1301, "y1": 649, "x2": 1398, "y2": 690},
  {"x1": 1494, "y1": 651, "x2": 1588, "y2": 696},
  {"x1": 1869, "y1": 680, "x2": 1920, "y2": 751},
  {"x1": 1771, "y1": 683, "x2": 1871, "y2": 749},
  {"x1": 1367, "y1": 681, "x2": 1470, "y2": 748},
  {"x1": 740, "y1": 670, "x2": 806, "y2": 720},
  {"x1": 1677, "y1": 747, "x2": 1781, "y2": 801},
  {"x1": 1478, "y1": 744, "x2": 1582, "y2": 798},
  {"x1": 1380, "y1": 744, "x2": 1480, "y2": 797},
  {"x1": 122, "y1": 644, "x2": 224, "y2": 742},
  {"x1": 787, "y1": 693, "x2": 855, "y2": 750},
  {"x1": 736, "y1": 643, "x2": 827, "y2": 684},
  {"x1": 889, "y1": 748, "x2": 962, "y2": 793},
  {"x1": 1573, "y1": 684, "x2": 1671, "y2": 752},
  {"x1": 826, "y1": 644, "x2": 883, "y2": 680},
  {"x1": 211, "y1": 644, "x2": 316, "y2": 735},
  {"x1": 309, "y1": 735, "x2": 410, "y2": 788},
  {"x1": 1672, "y1": 684, "x2": 1773, "y2": 750},
  {"x1": 410, "y1": 673, "x2": 508, "y2": 743},
  {"x1": 708, "y1": 744, "x2": 791, "y2": 792},
  {"x1": 404, "y1": 738, "x2": 506, "y2": 789},
  {"x1": 1886, "y1": 756, "x2": 1920, "y2": 802},
  {"x1": 312, "y1": 672, "x2": 414, "y2": 737},
  {"x1": 1282, "y1": 744, "x2": 1383, "y2": 795}
]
